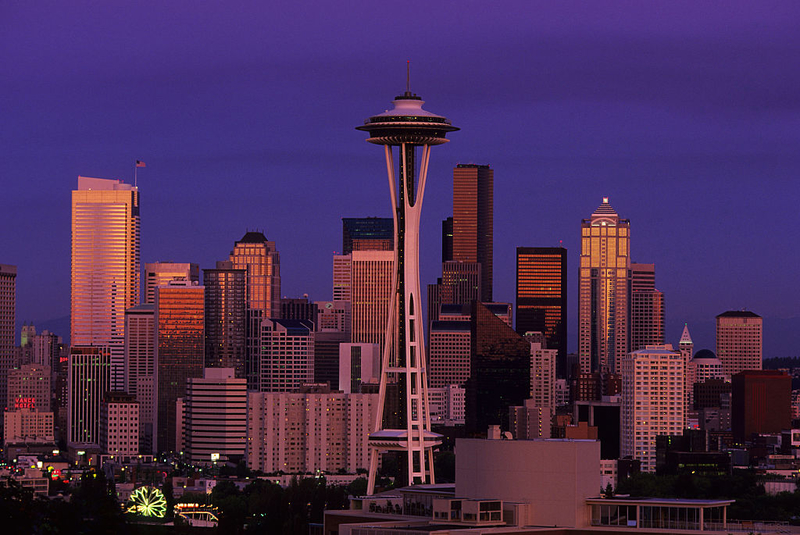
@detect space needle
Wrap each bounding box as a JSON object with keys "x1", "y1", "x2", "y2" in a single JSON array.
[{"x1": 357, "y1": 70, "x2": 458, "y2": 494}]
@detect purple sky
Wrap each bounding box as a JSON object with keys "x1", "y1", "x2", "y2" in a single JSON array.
[{"x1": 2, "y1": 1, "x2": 799, "y2": 356}]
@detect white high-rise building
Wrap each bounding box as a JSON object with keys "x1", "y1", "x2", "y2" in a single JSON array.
[
  {"x1": 338, "y1": 343, "x2": 380, "y2": 394},
  {"x1": 621, "y1": 344, "x2": 684, "y2": 472},
  {"x1": 99, "y1": 392, "x2": 139, "y2": 456},
  {"x1": 259, "y1": 319, "x2": 314, "y2": 392},
  {"x1": 428, "y1": 320, "x2": 471, "y2": 388},
  {"x1": 71, "y1": 177, "x2": 140, "y2": 392},
  {"x1": 183, "y1": 368, "x2": 246, "y2": 465}
]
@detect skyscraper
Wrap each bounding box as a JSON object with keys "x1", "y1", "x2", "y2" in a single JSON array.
[
  {"x1": 630, "y1": 263, "x2": 665, "y2": 351},
  {"x1": 349, "y1": 250, "x2": 394, "y2": 352},
  {"x1": 452, "y1": 164, "x2": 493, "y2": 302},
  {"x1": 204, "y1": 261, "x2": 246, "y2": 376},
  {"x1": 732, "y1": 370, "x2": 790, "y2": 442},
  {"x1": 68, "y1": 345, "x2": 111, "y2": 445},
  {"x1": 515, "y1": 247, "x2": 567, "y2": 377},
  {"x1": 144, "y1": 262, "x2": 199, "y2": 304},
  {"x1": 716, "y1": 310, "x2": 762, "y2": 377},
  {"x1": 71, "y1": 177, "x2": 140, "y2": 392},
  {"x1": 621, "y1": 344, "x2": 684, "y2": 472},
  {"x1": 124, "y1": 304, "x2": 155, "y2": 452},
  {"x1": 465, "y1": 301, "x2": 531, "y2": 435},
  {"x1": 154, "y1": 281, "x2": 204, "y2": 453},
  {"x1": 259, "y1": 318, "x2": 314, "y2": 392},
  {"x1": 0, "y1": 264, "x2": 16, "y2": 417},
  {"x1": 356, "y1": 84, "x2": 457, "y2": 492},
  {"x1": 229, "y1": 231, "x2": 280, "y2": 390},
  {"x1": 578, "y1": 198, "x2": 631, "y2": 374},
  {"x1": 342, "y1": 217, "x2": 393, "y2": 254}
]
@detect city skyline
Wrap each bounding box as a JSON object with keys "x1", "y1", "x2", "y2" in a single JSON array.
[{"x1": 3, "y1": 2, "x2": 800, "y2": 357}]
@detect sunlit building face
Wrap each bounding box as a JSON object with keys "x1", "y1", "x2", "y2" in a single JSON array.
[
  {"x1": 71, "y1": 176, "x2": 140, "y2": 392},
  {"x1": 578, "y1": 198, "x2": 630, "y2": 374}
]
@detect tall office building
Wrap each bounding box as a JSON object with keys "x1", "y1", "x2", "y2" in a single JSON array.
[
  {"x1": 68, "y1": 345, "x2": 111, "y2": 445},
  {"x1": 99, "y1": 392, "x2": 139, "y2": 456},
  {"x1": 204, "y1": 262, "x2": 246, "y2": 377},
  {"x1": 349, "y1": 250, "x2": 394, "y2": 352},
  {"x1": 441, "y1": 217, "x2": 454, "y2": 263},
  {"x1": 716, "y1": 310, "x2": 762, "y2": 377},
  {"x1": 578, "y1": 198, "x2": 631, "y2": 374},
  {"x1": 428, "y1": 319, "x2": 472, "y2": 388},
  {"x1": 620, "y1": 344, "x2": 684, "y2": 472},
  {"x1": 465, "y1": 302, "x2": 531, "y2": 435},
  {"x1": 143, "y1": 262, "x2": 199, "y2": 305},
  {"x1": 71, "y1": 177, "x2": 140, "y2": 392},
  {"x1": 280, "y1": 297, "x2": 318, "y2": 324},
  {"x1": 259, "y1": 319, "x2": 315, "y2": 392},
  {"x1": 515, "y1": 247, "x2": 567, "y2": 377},
  {"x1": 630, "y1": 263, "x2": 665, "y2": 351},
  {"x1": 342, "y1": 217, "x2": 393, "y2": 254},
  {"x1": 332, "y1": 254, "x2": 352, "y2": 302},
  {"x1": 0, "y1": 264, "x2": 16, "y2": 417},
  {"x1": 7, "y1": 364, "x2": 51, "y2": 412},
  {"x1": 230, "y1": 232, "x2": 280, "y2": 390},
  {"x1": 124, "y1": 304, "x2": 155, "y2": 452},
  {"x1": 452, "y1": 164, "x2": 493, "y2": 302},
  {"x1": 183, "y1": 368, "x2": 247, "y2": 465},
  {"x1": 154, "y1": 281, "x2": 204, "y2": 453},
  {"x1": 426, "y1": 261, "x2": 482, "y2": 331}
]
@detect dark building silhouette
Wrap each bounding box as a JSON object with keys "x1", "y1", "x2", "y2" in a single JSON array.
[
  {"x1": 694, "y1": 378, "x2": 732, "y2": 410},
  {"x1": 574, "y1": 400, "x2": 620, "y2": 459},
  {"x1": 204, "y1": 261, "x2": 246, "y2": 377},
  {"x1": 342, "y1": 217, "x2": 393, "y2": 254},
  {"x1": 441, "y1": 217, "x2": 453, "y2": 262},
  {"x1": 453, "y1": 164, "x2": 493, "y2": 303},
  {"x1": 516, "y1": 247, "x2": 567, "y2": 377},
  {"x1": 465, "y1": 302, "x2": 530, "y2": 434},
  {"x1": 280, "y1": 297, "x2": 317, "y2": 324},
  {"x1": 732, "y1": 370, "x2": 791, "y2": 442}
]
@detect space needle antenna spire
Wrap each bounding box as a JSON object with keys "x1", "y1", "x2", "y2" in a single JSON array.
[{"x1": 357, "y1": 71, "x2": 458, "y2": 494}]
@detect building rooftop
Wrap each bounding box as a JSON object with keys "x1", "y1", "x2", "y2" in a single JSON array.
[
  {"x1": 236, "y1": 231, "x2": 269, "y2": 244},
  {"x1": 716, "y1": 310, "x2": 761, "y2": 318}
]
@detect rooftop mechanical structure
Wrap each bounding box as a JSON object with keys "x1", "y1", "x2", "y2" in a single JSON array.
[{"x1": 357, "y1": 79, "x2": 458, "y2": 494}]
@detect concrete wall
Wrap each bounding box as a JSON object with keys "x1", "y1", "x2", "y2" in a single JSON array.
[{"x1": 455, "y1": 438, "x2": 600, "y2": 528}]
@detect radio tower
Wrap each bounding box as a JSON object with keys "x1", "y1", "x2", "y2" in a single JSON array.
[{"x1": 357, "y1": 69, "x2": 458, "y2": 494}]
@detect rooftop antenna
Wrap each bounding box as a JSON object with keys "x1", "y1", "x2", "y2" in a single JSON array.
[{"x1": 406, "y1": 60, "x2": 410, "y2": 95}]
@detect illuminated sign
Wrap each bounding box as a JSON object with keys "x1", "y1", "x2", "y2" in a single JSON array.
[{"x1": 13, "y1": 397, "x2": 36, "y2": 410}]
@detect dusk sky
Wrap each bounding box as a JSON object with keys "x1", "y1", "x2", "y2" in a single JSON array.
[{"x1": 2, "y1": 2, "x2": 799, "y2": 356}]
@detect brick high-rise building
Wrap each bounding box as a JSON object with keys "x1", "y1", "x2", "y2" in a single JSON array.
[
  {"x1": 516, "y1": 247, "x2": 567, "y2": 377},
  {"x1": 579, "y1": 198, "x2": 631, "y2": 374},
  {"x1": 732, "y1": 370, "x2": 790, "y2": 442},
  {"x1": 71, "y1": 177, "x2": 140, "y2": 393},
  {"x1": 716, "y1": 311, "x2": 762, "y2": 377},
  {"x1": 452, "y1": 164, "x2": 493, "y2": 302},
  {"x1": 154, "y1": 281, "x2": 204, "y2": 453}
]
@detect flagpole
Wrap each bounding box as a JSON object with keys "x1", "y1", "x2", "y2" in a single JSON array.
[{"x1": 134, "y1": 161, "x2": 138, "y2": 188}]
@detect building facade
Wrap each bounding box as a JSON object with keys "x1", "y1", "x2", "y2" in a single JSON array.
[
  {"x1": 183, "y1": 368, "x2": 246, "y2": 465},
  {"x1": 204, "y1": 262, "x2": 246, "y2": 377},
  {"x1": 230, "y1": 231, "x2": 280, "y2": 390},
  {"x1": 247, "y1": 389, "x2": 377, "y2": 474},
  {"x1": 630, "y1": 263, "x2": 665, "y2": 351},
  {"x1": 123, "y1": 304, "x2": 155, "y2": 452},
  {"x1": 7, "y1": 364, "x2": 51, "y2": 412},
  {"x1": 578, "y1": 198, "x2": 631, "y2": 374},
  {"x1": 143, "y1": 262, "x2": 199, "y2": 305},
  {"x1": 621, "y1": 345, "x2": 685, "y2": 472},
  {"x1": 342, "y1": 217, "x2": 393, "y2": 254},
  {"x1": 71, "y1": 177, "x2": 140, "y2": 393},
  {"x1": 259, "y1": 319, "x2": 314, "y2": 392},
  {"x1": 154, "y1": 281, "x2": 204, "y2": 453},
  {"x1": 452, "y1": 164, "x2": 493, "y2": 303},
  {"x1": 515, "y1": 247, "x2": 567, "y2": 377},
  {"x1": 99, "y1": 392, "x2": 139, "y2": 456},
  {"x1": 68, "y1": 345, "x2": 111, "y2": 445},
  {"x1": 716, "y1": 310, "x2": 762, "y2": 377},
  {"x1": 348, "y1": 250, "x2": 393, "y2": 352},
  {"x1": 732, "y1": 370, "x2": 790, "y2": 442},
  {"x1": 0, "y1": 265, "x2": 16, "y2": 414}
]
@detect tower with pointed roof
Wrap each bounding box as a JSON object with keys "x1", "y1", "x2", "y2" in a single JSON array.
[
  {"x1": 578, "y1": 198, "x2": 631, "y2": 374},
  {"x1": 679, "y1": 324, "x2": 694, "y2": 425}
]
